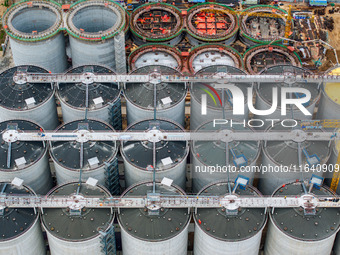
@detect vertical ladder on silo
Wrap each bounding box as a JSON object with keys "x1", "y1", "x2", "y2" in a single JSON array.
[
  {"x1": 109, "y1": 99, "x2": 122, "y2": 131},
  {"x1": 114, "y1": 31, "x2": 126, "y2": 74},
  {"x1": 104, "y1": 158, "x2": 120, "y2": 196},
  {"x1": 99, "y1": 224, "x2": 117, "y2": 255}
]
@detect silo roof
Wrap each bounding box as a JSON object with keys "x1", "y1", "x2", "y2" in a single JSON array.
[
  {"x1": 0, "y1": 120, "x2": 45, "y2": 171},
  {"x1": 0, "y1": 66, "x2": 54, "y2": 111},
  {"x1": 121, "y1": 119, "x2": 188, "y2": 171},
  {"x1": 271, "y1": 181, "x2": 340, "y2": 241},
  {"x1": 194, "y1": 181, "x2": 266, "y2": 241},
  {"x1": 57, "y1": 65, "x2": 120, "y2": 110},
  {"x1": 118, "y1": 182, "x2": 190, "y2": 241},
  {"x1": 42, "y1": 182, "x2": 113, "y2": 241},
  {"x1": 0, "y1": 183, "x2": 37, "y2": 241},
  {"x1": 125, "y1": 65, "x2": 186, "y2": 110},
  {"x1": 50, "y1": 119, "x2": 117, "y2": 170}
]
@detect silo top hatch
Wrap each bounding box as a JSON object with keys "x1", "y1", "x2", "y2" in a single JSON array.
[
  {"x1": 50, "y1": 119, "x2": 117, "y2": 170},
  {"x1": 0, "y1": 120, "x2": 46, "y2": 171},
  {"x1": 191, "y1": 65, "x2": 251, "y2": 110},
  {"x1": 118, "y1": 181, "x2": 191, "y2": 241},
  {"x1": 121, "y1": 119, "x2": 188, "y2": 171},
  {"x1": 271, "y1": 181, "x2": 340, "y2": 241},
  {"x1": 258, "y1": 65, "x2": 320, "y2": 108},
  {"x1": 192, "y1": 121, "x2": 260, "y2": 168},
  {"x1": 0, "y1": 182, "x2": 38, "y2": 241},
  {"x1": 57, "y1": 65, "x2": 120, "y2": 110},
  {"x1": 41, "y1": 182, "x2": 113, "y2": 241},
  {"x1": 125, "y1": 65, "x2": 186, "y2": 110},
  {"x1": 194, "y1": 181, "x2": 266, "y2": 241},
  {"x1": 0, "y1": 66, "x2": 54, "y2": 111}
]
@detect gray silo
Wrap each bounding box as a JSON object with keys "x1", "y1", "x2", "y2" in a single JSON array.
[
  {"x1": 194, "y1": 180, "x2": 267, "y2": 255},
  {"x1": 124, "y1": 65, "x2": 187, "y2": 127},
  {"x1": 253, "y1": 65, "x2": 320, "y2": 130},
  {"x1": 65, "y1": 0, "x2": 128, "y2": 69},
  {"x1": 0, "y1": 65, "x2": 59, "y2": 131},
  {"x1": 0, "y1": 182, "x2": 46, "y2": 255},
  {"x1": 264, "y1": 180, "x2": 340, "y2": 255},
  {"x1": 42, "y1": 182, "x2": 115, "y2": 255},
  {"x1": 49, "y1": 119, "x2": 119, "y2": 194},
  {"x1": 325, "y1": 140, "x2": 340, "y2": 194},
  {"x1": 317, "y1": 67, "x2": 340, "y2": 120},
  {"x1": 0, "y1": 120, "x2": 53, "y2": 194},
  {"x1": 56, "y1": 65, "x2": 122, "y2": 130},
  {"x1": 258, "y1": 120, "x2": 331, "y2": 195},
  {"x1": 118, "y1": 181, "x2": 191, "y2": 255},
  {"x1": 121, "y1": 119, "x2": 189, "y2": 189},
  {"x1": 190, "y1": 65, "x2": 252, "y2": 131},
  {"x1": 191, "y1": 120, "x2": 261, "y2": 193},
  {"x1": 3, "y1": 0, "x2": 67, "y2": 73}
]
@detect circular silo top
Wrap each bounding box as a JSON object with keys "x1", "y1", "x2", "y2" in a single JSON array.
[
  {"x1": 324, "y1": 67, "x2": 340, "y2": 106},
  {"x1": 57, "y1": 65, "x2": 120, "y2": 110},
  {"x1": 243, "y1": 45, "x2": 302, "y2": 74},
  {"x1": 271, "y1": 181, "x2": 340, "y2": 241},
  {"x1": 0, "y1": 182, "x2": 38, "y2": 241},
  {"x1": 191, "y1": 65, "x2": 251, "y2": 110},
  {"x1": 0, "y1": 66, "x2": 54, "y2": 111},
  {"x1": 264, "y1": 120, "x2": 331, "y2": 167},
  {"x1": 0, "y1": 120, "x2": 46, "y2": 171},
  {"x1": 118, "y1": 181, "x2": 190, "y2": 241},
  {"x1": 186, "y1": 3, "x2": 239, "y2": 42},
  {"x1": 3, "y1": 1, "x2": 62, "y2": 41},
  {"x1": 41, "y1": 182, "x2": 113, "y2": 241},
  {"x1": 258, "y1": 65, "x2": 320, "y2": 108},
  {"x1": 66, "y1": 0, "x2": 126, "y2": 41},
  {"x1": 121, "y1": 119, "x2": 188, "y2": 171},
  {"x1": 50, "y1": 119, "x2": 117, "y2": 170},
  {"x1": 130, "y1": 3, "x2": 183, "y2": 42},
  {"x1": 240, "y1": 6, "x2": 287, "y2": 43},
  {"x1": 188, "y1": 45, "x2": 243, "y2": 73},
  {"x1": 129, "y1": 45, "x2": 182, "y2": 71},
  {"x1": 125, "y1": 65, "x2": 186, "y2": 110},
  {"x1": 192, "y1": 121, "x2": 260, "y2": 168},
  {"x1": 195, "y1": 181, "x2": 266, "y2": 241}
]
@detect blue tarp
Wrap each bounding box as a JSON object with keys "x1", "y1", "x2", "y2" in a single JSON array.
[{"x1": 309, "y1": 0, "x2": 327, "y2": 6}]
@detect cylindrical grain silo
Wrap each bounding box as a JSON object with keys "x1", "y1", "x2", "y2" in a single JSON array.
[
  {"x1": 0, "y1": 65, "x2": 59, "y2": 131},
  {"x1": 187, "y1": 44, "x2": 243, "y2": 74},
  {"x1": 317, "y1": 67, "x2": 340, "y2": 120},
  {"x1": 334, "y1": 235, "x2": 340, "y2": 255},
  {"x1": 56, "y1": 65, "x2": 122, "y2": 130},
  {"x1": 258, "y1": 120, "x2": 331, "y2": 195},
  {"x1": 253, "y1": 65, "x2": 320, "y2": 130},
  {"x1": 130, "y1": 3, "x2": 184, "y2": 46},
  {"x1": 185, "y1": 3, "x2": 239, "y2": 46},
  {"x1": 2, "y1": 0, "x2": 67, "y2": 73},
  {"x1": 0, "y1": 182, "x2": 45, "y2": 255},
  {"x1": 190, "y1": 65, "x2": 252, "y2": 130},
  {"x1": 121, "y1": 119, "x2": 189, "y2": 189},
  {"x1": 128, "y1": 44, "x2": 182, "y2": 72},
  {"x1": 265, "y1": 181, "x2": 340, "y2": 255},
  {"x1": 243, "y1": 44, "x2": 302, "y2": 74},
  {"x1": 124, "y1": 65, "x2": 187, "y2": 127},
  {"x1": 42, "y1": 182, "x2": 115, "y2": 255},
  {"x1": 118, "y1": 181, "x2": 191, "y2": 255},
  {"x1": 0, "y1": 120, "x2": 52, "y2": 194},
  {"x1": 65, "y1": 0, "x2": 128, "y2": 69},
  {"x1": 49, "y1": 119, "x2": 118, "y2": 192},
  {"x1": 239, "y1": 5, "x2": 289, "y2": 46},
  {"x1": 194, "y1": 180, "x2": 267, "y2": 255},
  {"x1": 191, "y1": 121, "x2": 261, "y2": 193}
]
